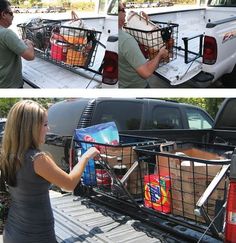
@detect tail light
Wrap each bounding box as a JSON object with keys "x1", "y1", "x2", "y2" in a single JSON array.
[
  {"x1": 102, "y1": 51, "x2": 118, "y2": 85},
  {"x1": 203, "y1": 36, "x2": 217, "y2": 65},
  {"x1": 225, "y1": 181, "x2": 236, "y2": 243}
]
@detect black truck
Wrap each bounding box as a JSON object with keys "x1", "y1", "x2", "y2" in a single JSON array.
[{"x1": 45, "y1": 98, "x2": 236, "y2": 243}]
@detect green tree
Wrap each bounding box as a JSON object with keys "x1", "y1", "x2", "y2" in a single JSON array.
[
  {"x1": 0, "y1": 98, "x2": 20, "y2": 118},
  {"x1": 0, "y1": 98, "x2": 63, "y2": 118}
]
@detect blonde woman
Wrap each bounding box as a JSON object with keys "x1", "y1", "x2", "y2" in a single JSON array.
[{"x1": 1, "y1": 100, "x2": 100, "y2": 243}]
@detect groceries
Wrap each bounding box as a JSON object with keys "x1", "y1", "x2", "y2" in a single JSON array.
[
  {"x1": 124, "y1": 11, "x2": 178, "y2": 63},
  {"x1": 144, "y1": 174, "x2": 171, "y2": 213},
  {"x1": 74, "y1": 122, "x2": 119, "y2": 186},
  {"x1": 17, "y1": 15, "x2": 101, "y2": 68}
]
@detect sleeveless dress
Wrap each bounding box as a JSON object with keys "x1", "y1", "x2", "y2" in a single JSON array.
[{"x1": 3, "y1": 149, "x2": 57, "y2": 243}]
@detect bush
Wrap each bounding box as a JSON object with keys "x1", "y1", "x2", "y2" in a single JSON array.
[{"x1": 71, "y1": 1, "x2": 95, "y2": 11}]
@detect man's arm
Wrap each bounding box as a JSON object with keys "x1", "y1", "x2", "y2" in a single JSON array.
[
  {"x1": 21, "y1": 39, "x2": 35, "y2": 61},
  {"x1": 136, "y1": 46, "x2": 168, "y2": 79}
]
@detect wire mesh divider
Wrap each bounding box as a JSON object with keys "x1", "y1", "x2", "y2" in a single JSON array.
[
  {"x1": 17, "y1": 19, "x2": 102, "y2": 71},
  {"x1": 134, "y1": 141, "x2": 234, "y2": 237},
  {"x1": 17, "y1": 19, "x2": 61, "y2": 52},
  {"x1": 123, "y1": 21, "x2": 179, "y2": 66},
  {"x1": 72, "y1": 134, "x2": 164, "y2": 203}
]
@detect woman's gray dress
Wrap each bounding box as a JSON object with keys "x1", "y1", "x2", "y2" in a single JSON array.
[{"x1": 3, "y1": 149, "x2": 57, "y2": 243}]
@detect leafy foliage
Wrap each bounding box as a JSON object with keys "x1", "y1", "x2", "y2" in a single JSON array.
[{"x1": 0, "y1": 98, "x2": 63, "y2": 118}]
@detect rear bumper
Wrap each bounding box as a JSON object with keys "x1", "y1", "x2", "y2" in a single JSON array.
[{"x1": 191, "y1": 71, "x2": 214, "y2": 87}]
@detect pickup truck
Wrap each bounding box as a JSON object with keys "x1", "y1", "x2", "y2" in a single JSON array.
[
  {"x1": 44, "y1": 98, "x2": 236, "y2": 242},
  {"x1": 126, "y1": 0, "x2": 236, "y2": 87},
  {"x1": 17, "y1": 0, "x2": 118, "y2": 88},
  {"x1": 44, "y1": 97, "x2": 214, "y2": 170}
]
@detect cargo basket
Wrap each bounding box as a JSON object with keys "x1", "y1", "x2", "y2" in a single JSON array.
[
  {"x1": 17, "y1": 19, "x2": 102, "y2": 69},
  {"x1": 134, "y1": 142, "x2": 234, "y2": 239},
  {"x1": 72, "y1": 134, "x2": 164, "y2": 204},
  {"x1": 123, "y1": 21, "x2": 178, "y2": 66},
  {"x1": 50, "y1": 24, "x2": 102, "y2": 68},
  {"x1": 17, "y1": 19, "x2": 61, "y2": 52}
]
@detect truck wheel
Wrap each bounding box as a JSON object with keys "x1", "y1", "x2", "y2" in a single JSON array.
[{"x1": 221, "y1": 65, "x2": 236, "y2": 87}]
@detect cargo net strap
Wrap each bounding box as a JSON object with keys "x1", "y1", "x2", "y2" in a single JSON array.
[
  {"x1": 17, "y1": 19, "x2": 102, "y2": 69},
  {"x1": 123, "y1": 21, "x2": 178, "y2": 66}
]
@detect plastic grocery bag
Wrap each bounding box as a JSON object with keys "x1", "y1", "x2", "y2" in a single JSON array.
[{"x1": 74, "y1": 122, "x2": 119, "y2": 185}]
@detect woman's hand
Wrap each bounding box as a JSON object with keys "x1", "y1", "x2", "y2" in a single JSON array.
[{"x1": 83, "y1": 147, "x2": 100, "y2": 161}]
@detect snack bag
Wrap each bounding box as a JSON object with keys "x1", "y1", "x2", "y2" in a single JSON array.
[{"x1": 74, "y1": 122, "x2": 119, "y2": 185}]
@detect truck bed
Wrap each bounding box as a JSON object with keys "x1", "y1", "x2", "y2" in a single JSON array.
[
  {"x1": 22, "y1": 58, "x2": 102, "y2": 89},
  {"x1": 50, "y1": 191, "x2": 163, "y2": 243}
]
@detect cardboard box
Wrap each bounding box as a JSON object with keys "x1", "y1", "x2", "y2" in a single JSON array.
[
  {"x1": 104, "y1": 146, "x2": 147, "y2": 196},
  {"x1": 156, "y1": 147, "x2": 227, "y2": 222}
]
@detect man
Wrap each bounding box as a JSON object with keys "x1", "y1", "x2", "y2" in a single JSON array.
[
  {"x1": 0, "y1": 0, "x2": 34, "y2": 88},
  {"x1": 119, "y1": 1, "x2": 169, "y2": 88}
]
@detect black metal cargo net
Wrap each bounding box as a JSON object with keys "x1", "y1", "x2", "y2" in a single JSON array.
[
  {"x1": 17, "y1": 19, "x2": 102, "y2": 71},
  {"x1": 72, "y1": 136, "x2": 234, "y2": 241},
  {"x1": 123, "y1": 21, "x2": 179, "y2": 66},
  {"x1": 135, "y1": 142, "x2": 233, "y2": 240}
]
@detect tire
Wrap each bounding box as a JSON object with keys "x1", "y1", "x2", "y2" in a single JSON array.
[{"x1": 221, "y1": 65, "x2": 236, "y2": 87}]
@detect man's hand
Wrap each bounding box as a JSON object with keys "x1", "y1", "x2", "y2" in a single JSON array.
[
  {"x1": 23, "y1": 39, "x2": 34, "y2": 47},
  {"x1": 159, "y1": 46, "x2": 169, "y2": 60}
]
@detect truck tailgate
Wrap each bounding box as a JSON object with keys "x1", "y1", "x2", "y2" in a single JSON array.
[
  {"x1": 155, "y1": 28, "x2": 203, "y2": 85},
  {"x1": 155, "y1": 53, "x2": 202, "y2": 85}
]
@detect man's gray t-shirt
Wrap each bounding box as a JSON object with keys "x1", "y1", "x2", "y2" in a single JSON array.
[
  {"x1": 0, "y1": 27, "x2": 27, "y2": 88},
  {"x1": 119, "y1": 29, "x2": 148, "y2": 88}
]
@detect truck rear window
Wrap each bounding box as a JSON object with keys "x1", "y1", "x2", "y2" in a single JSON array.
[{"x1": 92, "y1": 101, "x2": 143, "y2": 130}]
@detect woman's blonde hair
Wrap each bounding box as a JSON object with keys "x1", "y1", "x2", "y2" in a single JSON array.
[{"x1": 1, "y1": 100, "x2": 46, "y2": 186}]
